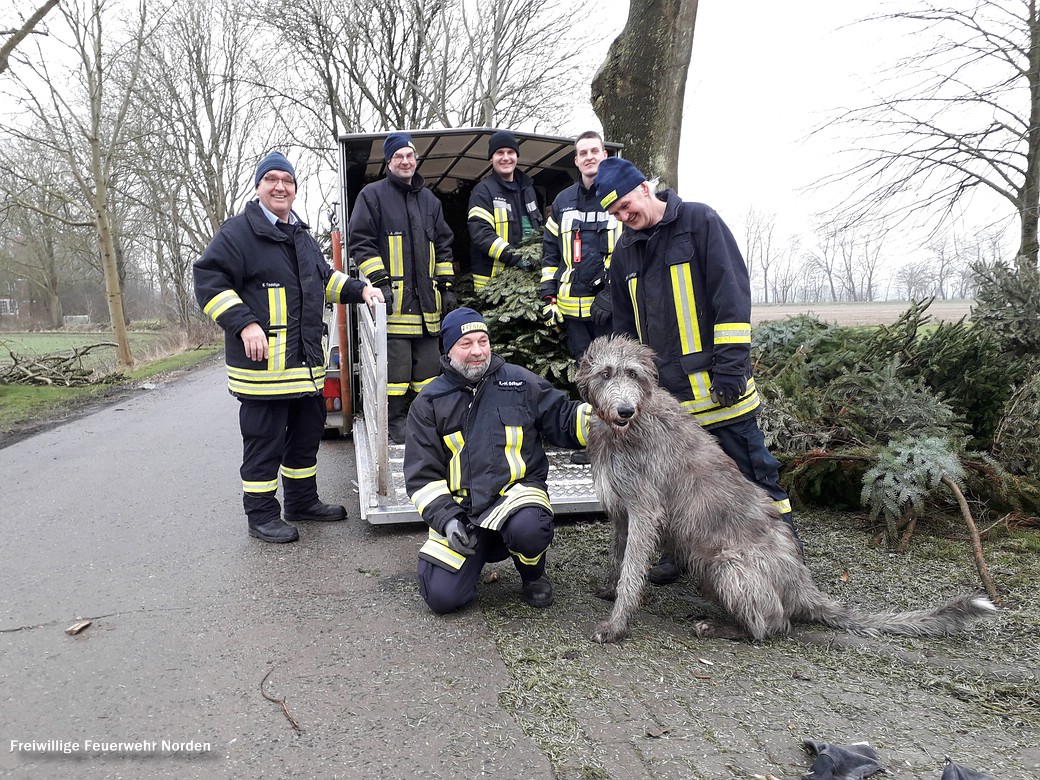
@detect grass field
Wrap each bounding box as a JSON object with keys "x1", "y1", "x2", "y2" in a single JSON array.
[
  {"x1": 0, "y1": 329, "x2": 220, "y2": 441},
  {"x1": 0, "y1": 331, "x2": 172, "y2": 373}
]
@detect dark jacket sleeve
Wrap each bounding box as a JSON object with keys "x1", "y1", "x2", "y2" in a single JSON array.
[
  {"x1": 540, "y1": 196, "x2": 563, "y2": 299},
  {"x1": 404, "y1": 393, "x2": 465, "y2": 534},
  {"x1": 432, "y1": 199, "x2": 455, "y2": 281},
  {"x1": 468, "y1": 181, "x2": 513, "y2": 265},
  {"x1": 699, "y1": 207, "x2": 752, "y2": 376},
  {"x1": 530, "y1": 372, "x2": 591, "y2": 450},
  {"x1": 193, "y1": 230, "x2": 259, "y2": 338},
  {"x1": 607, "y1": 243, "x2": 638, "y2": 340},
  {"x1": 348, "y1": 187, "x2": 389, "y2": 285}
]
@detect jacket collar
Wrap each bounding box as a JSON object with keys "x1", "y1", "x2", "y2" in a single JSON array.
[{"x1": 244, "y1": 200, "x2": 309, "y2": 241}]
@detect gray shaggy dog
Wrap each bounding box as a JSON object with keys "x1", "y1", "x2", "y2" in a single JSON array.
[{"x1": 575, "y1": 335, "x2": 997, "y2": 644}]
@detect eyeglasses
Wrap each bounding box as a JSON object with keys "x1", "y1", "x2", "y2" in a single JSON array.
[{"x1": 262, "y1": 174, "x2": 296, "y2": 188}]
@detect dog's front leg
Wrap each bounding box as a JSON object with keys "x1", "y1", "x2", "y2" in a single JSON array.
[
  {"x1": 594, "y1": 509, "x2": 628, "y2": 601},
  {"x1": 591, "y1": 506, "x2": 660, "y2": 644}
]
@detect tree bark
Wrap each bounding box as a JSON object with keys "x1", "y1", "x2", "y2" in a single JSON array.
[{"x1": 591, "y1": 0, "x2": 698, "y2": 189}]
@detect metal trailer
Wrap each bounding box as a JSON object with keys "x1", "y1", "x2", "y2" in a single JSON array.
[{"x1": 324, "y1": 128, "x2": 617, "y2": 525}]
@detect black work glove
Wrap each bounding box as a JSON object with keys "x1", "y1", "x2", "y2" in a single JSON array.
[
  {"x1": 709, "y1": 372, "x2": 747, "y2": 407},
  {"x1": 444, "y1": 518, "x2": 477, "y2": 556},
  {"x1": 590, "y1": 290, "x2": 612, "y2": 327},
  {"x1": 504, "y1": 249, "x2": 534, "y2": 271},
  {"x1": 439, "y1": 283, "x2": 457, "y2": 316}
]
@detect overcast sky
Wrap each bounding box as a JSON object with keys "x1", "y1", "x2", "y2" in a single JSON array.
[{"x1": 567, "y1": 1, "x2": 1015, "y2": 262}]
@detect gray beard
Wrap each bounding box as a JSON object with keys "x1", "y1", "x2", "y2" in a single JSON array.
[{"x1": 450, "y1": 354, "x2": 489, "y2": 382}]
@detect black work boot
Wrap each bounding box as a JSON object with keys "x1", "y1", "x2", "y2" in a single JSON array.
[
  {"x1": 248, "y1": 518, "x2": 300, "y2": 543},
  {"x1": 283, "y1": 501, "x2": 346, "y2": 522},
  {"x1": 521, "y1": 576, "x2": 555, "y2": 608},
  {"x1": 387, "y1": 396, "x2": 408, "y2": 444},
  {"x1": 648, "y1": 554, "x2": 680, "y2": 586},
  {"x1": 569, "y1": 449, "x2": 589, "y2": 465}
]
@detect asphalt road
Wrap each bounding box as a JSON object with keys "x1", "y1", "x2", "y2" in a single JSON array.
[{"x1": 0, "y1": 359, "x2": 551, "y2": 779}]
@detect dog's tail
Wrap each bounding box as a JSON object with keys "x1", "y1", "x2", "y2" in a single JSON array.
[{"x1": 806, "y1": 593, "x2": 998, "y2": 637}]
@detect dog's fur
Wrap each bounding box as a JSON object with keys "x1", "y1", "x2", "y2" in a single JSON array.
[{"x1": 575, "y1": 335, "x2": 997, "y2": 643}]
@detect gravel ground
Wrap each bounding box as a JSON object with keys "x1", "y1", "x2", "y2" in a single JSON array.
[{"x1": 477, "y1": 509, "x2": 1039, "y2": 780}]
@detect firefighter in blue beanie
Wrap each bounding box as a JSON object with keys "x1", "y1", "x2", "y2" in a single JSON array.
[{"x1": 593, "y1": 157, "x2": 802, "y2": 582}]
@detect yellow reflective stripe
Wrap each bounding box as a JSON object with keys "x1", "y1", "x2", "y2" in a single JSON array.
[
  {"x1": 268, "y1": 329, "x2": 287, "y2": 373},
  {"x1": 280, "y1": 464, "x2": 317, "y2": 480},
  {"x1": 511, "y1": 548, "x2": 545, "y2": 566},
  {"x1": 601, "y1": 189, "x2": 619, "y2": 208},
  {"x1": 558, "y1": 297, "x2": 590, "y2": 318},
  {"x1": 628, "y1": 276, "x2": 642, "y2": 342},
  {"x1": 387, "y1": 313, "x2": 426, "y2": 337},
  {"x1": 670, "y1": 263, "x2": 700, "y2": 354},
  {"x1": 478, "y1": 484, "x2": 551, "y2": 531},
  {"x1": 203, "y1": 289, "x2": 244, "y2": 321},
  {"x1": 243, "y1": 478, "x2": 278, "y2": 493},
  {"x1": 422, "y1": 311, "x2": 442, "y2": 331},
  {"x1": 226, "y1": 364, "x2": 323, "y2": 396},
  {"x1": 434, "y1": 260, "x2": 453, "y2": 277},
  {"x1": 545, "y1": 216, "x2": 559, "y2": 237},
  {"x1": 680, "y1": 383, "x2": 761, "y2": 426},
  {"x1": 410, "y1": 480, "x2": 453, "y2": 514},
  {"x1": 445, "y1": 432, "x2": 465, "y2": 493},
  {"x1": 774, "y1": 498, "x2": 792, "y2": 514},
  {"x1": 714, "y1": 322, "x2": 752, "y2": 345},
  {"x1": 489, "y1": 237, "x2": 509, "y2": 261},
  {"x1": 388, "y1": 235, "x2": 404, "y2": 277},
  {"x1": 473, "y1": 274, "x2": 491, "y2": 289},
  {"x1": 687, "y1": 370, "x2": 712, "y2": 400},
  {"x1": 388, "y1": 382, "x2": 409, "y2": 396},
  {"x1": 358, "y1": 256, "x2": 385, "y2": 279},
  {"x1": 268, "y1": 287, "x2": 286, "y2": 327},
  {"x1": 419, "y1": 530, "x2": 466, "y2": 571},
  {"x1": 469, "y1": 206, "x2": 495, "y2": 225},
  {"x1": 539, "y1": 266, "x2": 556, "y2": 284},
  {"x1": 504, "y1": 425, "x2": 525, "y2": 482},
  {"x1": 411, "y1": 376, "x2": 435, "y2": 393},
  {"x1": 494, "y1": 203, "x2": 509, "y2": 243},
  {"x1": 326, "y1": 271, "x2": 350, "y2": 301},
  {"x1": 575, "y1": 403, "x2": 591, "y2": 446}
]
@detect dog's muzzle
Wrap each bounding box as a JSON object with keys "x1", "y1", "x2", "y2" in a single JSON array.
[{"x1": 613, "y1": 403, "x2": 635, "y2": 427}]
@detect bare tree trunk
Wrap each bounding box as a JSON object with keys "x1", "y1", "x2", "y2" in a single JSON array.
[{"x1": 591, "y1": 0, "x2": 698, "y2": 189}]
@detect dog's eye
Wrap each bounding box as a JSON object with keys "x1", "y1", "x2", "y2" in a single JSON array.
[
  {"x1": 625, "y1": 368, "x2": 638, "y2": 379},
  {"x1": 600, "y1": 367, "x2": 613, "y2": 379}
]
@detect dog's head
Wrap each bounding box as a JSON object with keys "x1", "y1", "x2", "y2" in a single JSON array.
[{"x1": 576, "y1": 335, "x2": 659, "y2": 428}]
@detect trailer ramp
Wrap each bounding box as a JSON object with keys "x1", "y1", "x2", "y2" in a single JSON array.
[{"x1": 351, "y1": 303, "x2": 601, "y2": 525}]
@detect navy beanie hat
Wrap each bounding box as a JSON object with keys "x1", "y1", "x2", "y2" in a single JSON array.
[
  {"x1": 384, "y1": 132, "x2": 415, "y2": 162},
  {"x1": 487, "y1": 130, "x2": 519, "y2": 159},
  {"x1": 440, "y1": 307, "x2": 488, "y2": 354},
  {"x1": 255, "y1": 151, "x2": 296, "y2": 188},
  {"x1": 594, "y1": 156, "x2": 646, "y2": 209}
]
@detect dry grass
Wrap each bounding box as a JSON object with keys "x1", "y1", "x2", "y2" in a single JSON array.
[{"x1": 479, "y1": 510, "x2": 1040, "y2": 779}]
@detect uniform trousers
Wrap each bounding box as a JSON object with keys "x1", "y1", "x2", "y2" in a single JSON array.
[
  {"x1": 239, "y1": 394, "x2": 326, "y2": 525},
  {"x1": 418, "y1": 506, "x2": 554, "y2": 614}
]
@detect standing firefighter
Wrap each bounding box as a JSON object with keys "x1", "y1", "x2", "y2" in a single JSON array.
[
  {"x1": 540, "y1": 130, "x2": 621, "y2": 359},
  {"x1": 404, "y1": 308, "x2": 591, "y2": 613},
  {"x1": 349, "y1": 132, "x2": 456, "y2": 443},
  {"x1": 194, "y1": 150, "x2": 384, "y2": 543},
  {"x1": 467, "y1": 130, "x2": 542, "y2": 289},
  {"x1": 593, "y1": 156, "x2": 801, "y2": 582}
]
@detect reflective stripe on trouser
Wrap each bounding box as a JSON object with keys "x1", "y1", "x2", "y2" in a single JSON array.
[
  {"x1": 387, "y1": 336, "x2": 440, "y2": 397},
  {"x1": 239, "y1": 395, "x2": 326, "y2": 523},
  {"x1": 418, "y1": 506, "x2": 554, "y2": 614},
  {"x1": 707, "y1": 417, "x2": 800, "y2": 545}
]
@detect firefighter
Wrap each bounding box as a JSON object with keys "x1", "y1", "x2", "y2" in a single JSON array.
[
  {"x1": 404, "y1": 308, "x2": 591, "y2": 613},
  {"x1": 467, "y1": 130, "x2": 543, "y2": 289},
  {"x1": 194, "y1": 150, "x2": 384, "y2": 543},
  {"x1": 540, "y1": 130, "x2": 621, "y2": 360},
  {"x1": 593, "y1": 156, "x2": 801, "y2": 582},
  {"x1": 348, "y1": 132, "x2": 456, "y2": 443}
]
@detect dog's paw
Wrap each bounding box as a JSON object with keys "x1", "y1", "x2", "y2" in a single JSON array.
[
  {"x1": 690, "y1": 620, "x2": 718, "y2": 638},
  {"x1": 593, "y1": 584, "x2": 617, "y2": 601},
  {"x1": 590, "y1": 621, "x2": 627, "y2": 644}
]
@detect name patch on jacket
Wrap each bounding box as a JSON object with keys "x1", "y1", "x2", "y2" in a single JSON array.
[
  {"x1": 497, "y1": 380, "x2": 526, "y2": 389},
  {"x1": 262, "y1": 282, "x2": 283, "y2": 288}
]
